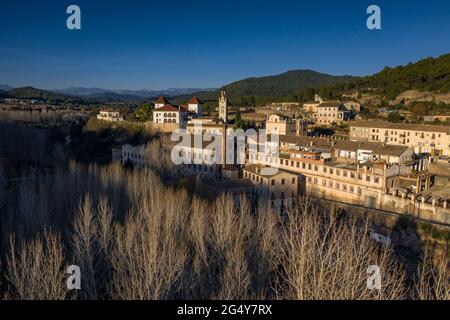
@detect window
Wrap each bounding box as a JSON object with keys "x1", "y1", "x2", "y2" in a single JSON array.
[
  {"x1": 271, "y1": 179, "x2": 275, "y2": 186},
  {"x1": 292, "y1": 178, "x2": 295, "y2": 184},
  {"x1": 281, "y1": 179, "x2": 285, "y2": 185}
]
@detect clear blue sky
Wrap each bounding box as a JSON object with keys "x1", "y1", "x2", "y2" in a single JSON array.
[{"x1": 1, "y1": 0, "x2": 449, "y2": 90}]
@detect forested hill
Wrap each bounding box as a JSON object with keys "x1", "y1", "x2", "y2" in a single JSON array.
[
  {"x1": 222, "y1": 70, "x2": 354, "y2": 98},
  {"x1": 4, "y1": 87, "x2": 86, "y2": 104},
  {"x1": 318, "y1": 53, "x2": 450, "y2": 100},
  {"x1": 174, "y1": 70, "x2": 355, "y2": 105}
]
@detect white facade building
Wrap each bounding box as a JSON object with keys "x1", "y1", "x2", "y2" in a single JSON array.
[
  {"x1": 97, "y1": 110, "x2": 124, "y2": 122},
  {"x1": 153, "y1": 105, "x2": 190, "y2": 127},
  {"x1": 154, "y1": 96, "x2": 170, "y2": 109},
  {"x1": 187, "y1": 96, "x2": 203, "y2": 116}
]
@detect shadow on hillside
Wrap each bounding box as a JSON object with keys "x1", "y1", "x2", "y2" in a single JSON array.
[{"x1": 391, "y1": 216, "x2": 424, "y2": 279}]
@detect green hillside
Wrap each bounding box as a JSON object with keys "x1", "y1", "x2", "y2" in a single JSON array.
[
  {"x1": 174, "y1": 70, "x2": 355, "y2": 107},
  {"x1": 320, "y1": 53, "x2": 450, "y2": 100},
  {"x1": 222, "y1": 70, "x2": 353, "y2": 97},
  {"x1": 5, "y1": 86, "x2": 85, "y2": 104}
]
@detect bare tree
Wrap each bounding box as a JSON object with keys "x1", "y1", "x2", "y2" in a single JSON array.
[{"x1": 6, "y1": 231, "x2": 68, "y2": 300}]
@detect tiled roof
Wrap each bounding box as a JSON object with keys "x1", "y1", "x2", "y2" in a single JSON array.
[
  {"x1": 333, "y1": 140, "x2": 410, "y2": 156},
  {"x1": 280, "y1": 135, "x2": 410, "y2": 156},
  {"x1": 154, "y1": 104, "x2": 190, "y2": 112},
  {"x1": 280, "y1": 136, "x2": 334, "y2": 149},
  {"x1": 188, "y1": 96, "x2": 203, "y2": 104},
  {"x1": 154, "y1": 96, "x2": 169, "y2": 104},
  {"x1": 315, "y1": 101, "x2": 343, "y2": 108}
]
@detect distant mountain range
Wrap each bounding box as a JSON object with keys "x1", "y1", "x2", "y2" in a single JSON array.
[
  {"x1": 53, "y1": 87, "x2": 217, "y2": 99},
  {"x1": 0, "y1": 85, "x2": 13, "y2": 91},
  {"x1": 0, "y1": 70, "x2": 353, "y2": 103},
  {"x1": 0, "y1": 86, "x2": 217, "y2": 102},
  {"x1": 2, "y1": 53, "x2": 448, "y2": 105}
]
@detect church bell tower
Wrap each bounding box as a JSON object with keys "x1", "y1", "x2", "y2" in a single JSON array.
[{"x1": 218, "y1": 88, "x2": 228, "y2": 124}]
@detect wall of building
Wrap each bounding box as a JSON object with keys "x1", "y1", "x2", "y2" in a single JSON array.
[
  {"x1": 265, "y1": 115, "x2": 296, "y2": 135},
  {"x1": 350, "y1": 125, "x2": 450, "y2": 156},
  {"x1": 145, "y1": 122, "x2": 180, "y2": 133},
  {"x1": 306, "y1": 186, "x2": 450, "y2": 225}
]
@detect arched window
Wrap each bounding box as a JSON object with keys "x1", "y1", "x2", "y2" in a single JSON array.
[
  {"x1": 164, "y1": 119, "x2": 167, "y2": 123},
  {"x1": 164, "y1": 113, "x2": 167, "y2": 117}
]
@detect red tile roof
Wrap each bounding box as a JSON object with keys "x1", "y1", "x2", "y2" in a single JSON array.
[
  {"x1": 179, "y1": 105, "x2": 191, "y2": 112},
  {"x1": 154, "y1": 104, "x2": 190, "y2": 113},
  {"x1": 154, "y1": 96, "x2": 169, "y2": 104},
  {"x1": 188, "y1": 96, "x2": 203, "y2": 104},
  {"x1": 154, "y1": 104, "x2": 179, "y2": 112}
]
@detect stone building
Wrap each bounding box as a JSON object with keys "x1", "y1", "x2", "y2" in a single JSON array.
[
  {"x1": 349, "y1": 120, "x2": 450, "y2": 157},
  {"x1": 313, "y1": 101, "x2": 351, "y2": 125},
  {"x1": 243, "y1": 164, "x2": 299, "y2": 212},
  {"x1": 97, "y1": 110, "x2": 124, "y2": 122},
  {"x1": 265, "y1": 114, "x2": 297, "y2": 135}
]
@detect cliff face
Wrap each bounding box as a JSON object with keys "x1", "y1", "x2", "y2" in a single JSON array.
[{"x1": 391, "y1": 90, "x2": 450, "y2": 105}]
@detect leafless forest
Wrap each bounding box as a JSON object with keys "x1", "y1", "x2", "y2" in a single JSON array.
[{"x1": 0, "y1": 122, "x2": 448, "y2": 300}]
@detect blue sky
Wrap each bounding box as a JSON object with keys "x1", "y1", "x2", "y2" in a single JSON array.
[{"x1": 1, "y1": 0, "x2": 449, "y2": 90}]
